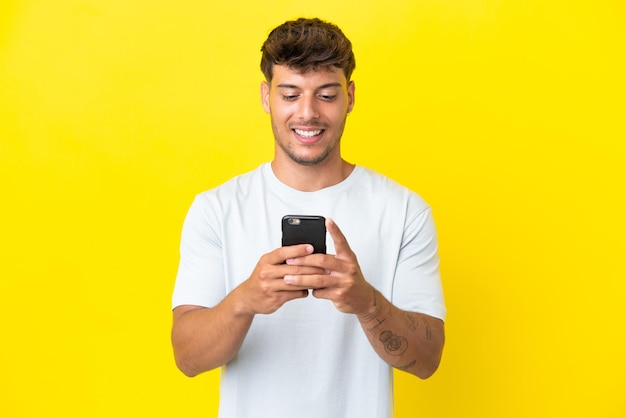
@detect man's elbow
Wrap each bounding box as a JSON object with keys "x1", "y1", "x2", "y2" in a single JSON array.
[
  {"x1": 171, "y1": 336, "x2": 204, "y2": 377},
  {"x1": 414, "y1": 356, "x2": 442, "y2": 379},
  {"x1": 173, "y1": 352, "x2": 203, "y2": 378},
  {"x1": 414, "y1": 326, "x2": 445, "y2": 379}
]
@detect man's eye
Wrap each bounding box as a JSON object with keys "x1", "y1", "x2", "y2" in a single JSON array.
[
  {"x1": 282, "y1": 95, "x2": 298, "y2": 101},
  {"x1": 319, "y1": 95, "x2": 337, "y2": 101}
]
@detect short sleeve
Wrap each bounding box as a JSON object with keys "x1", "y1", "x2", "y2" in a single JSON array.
[
  {"x1": 172, "y1": 194, "x2": 226, "y2": 309},
  {"x1": 391, "y1": 203, "x2": 446, "y2": 321}
]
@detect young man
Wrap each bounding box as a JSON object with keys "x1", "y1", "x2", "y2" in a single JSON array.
[{"x1": 172, "y1": 17, "x2": 446, "y2": 418}]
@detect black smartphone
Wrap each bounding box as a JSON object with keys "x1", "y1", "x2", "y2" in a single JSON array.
[{"x1": 282, "y1": 215, "x2": 327, "y2": 254}]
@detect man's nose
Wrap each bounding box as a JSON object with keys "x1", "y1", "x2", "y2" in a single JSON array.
[{"x1": 296, "y1": 95, "x2": 320, "y2": 120}]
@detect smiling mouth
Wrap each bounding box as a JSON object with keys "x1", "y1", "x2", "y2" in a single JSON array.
[{"x1": 294, "y1": 128, "x2": 323, "y2": 138}]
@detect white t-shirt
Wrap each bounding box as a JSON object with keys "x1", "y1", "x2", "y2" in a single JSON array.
[{"x1": 173, "y1": 163, "x2": 446, "y2": 418}]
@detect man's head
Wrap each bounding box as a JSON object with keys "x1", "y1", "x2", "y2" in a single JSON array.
[{"x1": 260, "y1": 18, "x2": 356, "y2": 84}]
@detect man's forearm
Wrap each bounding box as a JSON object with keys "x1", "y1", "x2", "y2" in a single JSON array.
[
  {"x1": 357, "y1": 289, "x2": 445, "y2": 379},
  {"x1": 171, "y1": 289, "x2": 254, "y2": 377}
]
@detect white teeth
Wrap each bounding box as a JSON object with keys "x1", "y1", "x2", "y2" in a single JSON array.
[{"x1": 294, "y1": 129, "x2": 322, "y2": 138}]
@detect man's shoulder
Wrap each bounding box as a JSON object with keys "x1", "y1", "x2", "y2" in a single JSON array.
[
  {"x1": 198, "y1": 163, "x2": 267, "y2": 196},
  {"x1": 356, "y1": 166, "x2": 422, "y2": 196}
]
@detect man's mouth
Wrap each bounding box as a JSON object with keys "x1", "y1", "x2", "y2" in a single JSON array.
[{"x1": 294, "y1": 129, "x2": 323, "y2": 139}]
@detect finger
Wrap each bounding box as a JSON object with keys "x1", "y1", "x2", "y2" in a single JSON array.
[
  {"x1": 283, "y1": 264, "x2": 327, "y2": 276},
  {"x1": 284, "y1": 273, "x2": 335, "y2": 289},
  {"x1": 282, "y1": 289, "x2": 310, "y2": 301},
  {"x1": 285, "y1": 253, "x2": 340, "y2": 276},
  {"x1": 325, "y1": 218, "x2": 353, "y2": 258},
  {"x1": 266, "y1": 244, "x2": 314, "y2": 265},
  {"x1": 310, "y1": 287, "x2": 332, "y2": 300},
  {"x1": 280, "y1": 265, "x2": 328, "y2": 290}
]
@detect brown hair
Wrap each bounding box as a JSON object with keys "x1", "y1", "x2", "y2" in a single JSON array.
[{"x1": 260, "y1": 18, "x2": 356, "y2": 83}]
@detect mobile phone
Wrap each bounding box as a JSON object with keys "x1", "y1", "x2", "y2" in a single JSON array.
[{"x1": 282, "y1": 215, "x2": 327, "y2": 254}]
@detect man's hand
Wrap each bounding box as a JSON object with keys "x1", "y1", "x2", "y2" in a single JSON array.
[
  {"x1": 283, "y1": 218, "x2": 376, "y2": 316},
  {"x1": 234, "y1": 243, "x2": 327, "y2": 315}
]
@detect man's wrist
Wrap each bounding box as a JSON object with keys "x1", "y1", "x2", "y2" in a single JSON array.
[
  {"x1": 357, "y1": 287, "x2": 381, "y2": 323},
  {"x1": 227, "y1": 285, "x2": 257, "y2": 318}
]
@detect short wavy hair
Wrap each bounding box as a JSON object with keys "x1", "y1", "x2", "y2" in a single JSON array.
[{"x1": 260, "y1": 18, "x2": 356, "y2": 83}]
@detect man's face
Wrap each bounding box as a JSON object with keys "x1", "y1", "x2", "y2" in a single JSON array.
[{"x1": 261, "y1": 65, "x2": 355, "y2": 166}]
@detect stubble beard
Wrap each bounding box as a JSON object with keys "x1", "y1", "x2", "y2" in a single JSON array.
[{"x1": 272, "y1": 116, "x2": 347, "y2": 166}]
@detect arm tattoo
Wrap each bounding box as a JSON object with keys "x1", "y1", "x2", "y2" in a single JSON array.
[
  {"x1": 405, "y1": 313, "x2": 418, "y2": 332},
  {"x1": 379, "y1": 330, "x2": 408, "y2": 356},
  {"x1": 366, "y1": 317, "x2": 386, "y2": 336},
  {"x1": 397, "y1": 360, "x2": 417, "y2": 371},
  {"x1": 422, "y1": 317, "x2": 432, "y2": 340}
]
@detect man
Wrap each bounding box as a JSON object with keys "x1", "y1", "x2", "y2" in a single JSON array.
[{"x1": 171, "y1": 17, "x2": 446, "y2": 418}]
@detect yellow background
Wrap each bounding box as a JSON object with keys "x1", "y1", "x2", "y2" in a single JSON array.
[{"x1": 1, "y1": 0, "x2": 624, "y2": 416}]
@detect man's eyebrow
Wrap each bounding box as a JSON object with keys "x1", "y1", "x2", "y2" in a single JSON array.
[
  {"x1": 276, "y1": 84, "x2": 299, "y2": 89},
  {"x1": 318, "y1": 83, "x2": 343, "y2": 89},
  {"x1": 276, "y1": 83, "x2": 343, "y2": 89}
]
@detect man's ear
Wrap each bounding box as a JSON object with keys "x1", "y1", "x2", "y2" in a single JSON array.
[
  {"x1": 347, "y1": 80, "x2": 355, "y2": 114},
  {"x1": 260, "y1": 81, "x2": 271, "y2": 114}
]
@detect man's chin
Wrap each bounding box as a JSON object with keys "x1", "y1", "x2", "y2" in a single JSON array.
[
  {"x1": 280, "y1": 146, "x2": 332, "y2": 166},
  {"x1": 289, "y1": 152, "x2": 332, "y2": 166}
]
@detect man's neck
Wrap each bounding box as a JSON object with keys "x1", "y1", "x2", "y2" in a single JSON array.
[{"x1": 271, "y1": 158, "x2": 355, "y2": 192}]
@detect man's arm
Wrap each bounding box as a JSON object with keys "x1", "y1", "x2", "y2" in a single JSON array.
[
  {"x1": 284, "y1": 218, "x2": 445, "y2": 378},
  {"x1": 171, "y1": 296, "x2": 253, "y2": 377},
  {"x1": 356, "y1": 289, "x2": 444, "y2": 378},
  {"x1": 171, "y1": 244, "x2": 322, "y2": 377}
]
